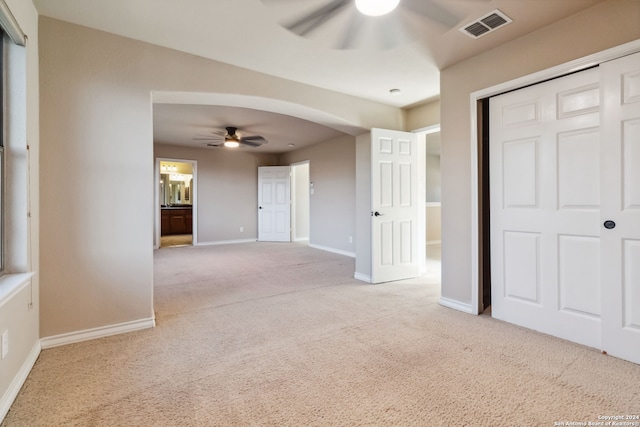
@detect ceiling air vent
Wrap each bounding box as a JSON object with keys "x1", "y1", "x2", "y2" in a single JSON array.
[{"x1": 460, "y1": 9, "x2": 512, "y2": 39}]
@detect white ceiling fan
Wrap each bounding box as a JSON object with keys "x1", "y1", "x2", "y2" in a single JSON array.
[{"x1": 262, "y1": 0, "x2": 473, "y2": 49}]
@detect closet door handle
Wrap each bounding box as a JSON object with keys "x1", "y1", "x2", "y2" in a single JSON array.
[{"x1": 603, "y1": 220, "x2": 616, "y2": 229}]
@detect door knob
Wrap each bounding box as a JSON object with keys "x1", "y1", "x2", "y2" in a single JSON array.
[
  {"x1": 373, "y1": 211, "x2": 383, "y2": 217},
  {"x1": 259, "y1": 206, "x2": 262, "y2": 210},
  {"x1": 603, "y1": 220, "x2": 616, "y2": 229}
]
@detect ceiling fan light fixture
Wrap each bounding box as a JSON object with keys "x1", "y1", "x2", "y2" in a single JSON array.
[
  {"x1": 355, "y1": 0, "x2": 400, "y2": 16},
  {"x1": 224, "y1": 141, "x2": 240, "y2": 148}
]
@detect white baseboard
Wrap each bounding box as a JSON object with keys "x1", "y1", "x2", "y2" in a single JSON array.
[
  {"x1": 309, "y1": 243, "x2": 355, "y2": 258},
  {"x1": 426, "y1": 240, "x2": 441, "y2": 246},
  {"x1": 40, "y1": 317, "x2": 156, "y2": 349},
  {"x1": 0, "y1": 341, "x2": 41, "y2": 422},
  {"x1": 353, "y1": 272, "x2": 371, "y2": 283},
  {"x1": 196, "y1": 238, "x2": 257, "y2": 246},
  {"x1": 439, "y1": 297, "x2": 474, "y2": 314},
  {"x1": 294, "y1": 237, "x2": 309, "y2": 243}
]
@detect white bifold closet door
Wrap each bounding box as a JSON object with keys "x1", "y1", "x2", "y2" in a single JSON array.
[
  {"x1": 490, "y1": 52, "x2": 640, "y2": 364},
  {"x1": 600, "y1": 52, "x2": 640, "y2": 364}
]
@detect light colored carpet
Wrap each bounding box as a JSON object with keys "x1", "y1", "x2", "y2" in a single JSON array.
[{"x1": 3, "y1": 242, "x2": 639, "y2": 426}]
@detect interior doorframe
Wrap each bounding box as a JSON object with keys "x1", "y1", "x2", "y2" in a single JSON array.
[
  {"x1": 290, "y1": 160, "x2": 310, "y2": 243},
  {"x1": 413, "y1": 124, "x2": 439, "y2": 276},
  {"x1": 154, "y1": 157, "x2": 198, "y2": 249},
  {"x1": 468, "y1": 39, "x2": 640, "y2": 315}
]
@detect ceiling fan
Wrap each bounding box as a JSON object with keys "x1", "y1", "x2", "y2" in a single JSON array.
[
  {"x1": 262, "y1": 0, "x2": 469, "y2": 50},
  {"x1": 193, "y1": 127, "x2": 268, "y2": 148}
]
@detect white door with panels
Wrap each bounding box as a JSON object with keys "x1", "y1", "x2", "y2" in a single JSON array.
[
  {"x1": 600, "y1": 52, "x2": 640, "y2": 364},
  {"x1": 490, "y1": 52, "x2": 640, "y2": 364},
  {"x1": 258, "y1": 166, "x2": 291, "y2": 242},
  {"x1": 371, "y1": 128, "x2": 419, "y2": 284}
]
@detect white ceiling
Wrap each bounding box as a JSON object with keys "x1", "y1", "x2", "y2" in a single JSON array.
[{"x1": 33, "y1": 0, "x2": 604, "y2": 152}]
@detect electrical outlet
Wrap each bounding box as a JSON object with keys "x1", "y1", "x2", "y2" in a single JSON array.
[
  {"x1": 240, "y1": 226, "x2": 244, "y2": 233},
  {"x1": 349, "y1": 236, "x2": 353, "y2": 243},
  {"x1": 1, "y1": 330, "x2": 8, "y2": 359}
]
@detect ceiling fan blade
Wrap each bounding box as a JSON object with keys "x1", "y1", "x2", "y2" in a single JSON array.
[
  {"x1": 240, "y1": 136, "x2": 268, "y2": 147},
  {"x1": 284, "y1": 0, "x2": 350, "y2": 36},
  {"x1": 335, "y1": 8, "x2": 364, "y2": 49},
  {"x1": 404, "y1": 0, "x2": 461, "y2": 28},
  {"x1": 193, "y1": 137, "x2": 224, "y2": 141}
]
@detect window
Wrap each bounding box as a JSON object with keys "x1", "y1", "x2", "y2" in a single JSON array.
[{"x1": 0, "y1": 2, "x2": 27, "y2": 277}]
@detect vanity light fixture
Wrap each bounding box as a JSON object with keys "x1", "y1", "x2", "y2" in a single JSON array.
[
  {"x1": 355, "y1": 0, "x2": 400, "y2": 16},
  {"x1": 161, "y1": 164, "x2": 178, "y2": 173}
]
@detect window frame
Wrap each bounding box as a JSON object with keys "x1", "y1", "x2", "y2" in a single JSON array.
[{"x1": 0, "y1": 31, "x2": 5, "y2": 274}]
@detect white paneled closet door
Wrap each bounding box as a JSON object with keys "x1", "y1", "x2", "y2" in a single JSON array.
[
  {"x1": 490, "y1": 52, "x2": 640, "y2": 364},
  {"x1": 600, "y1": 52, "x2": 640, "y2": 364},
  {"x1": 490, "y1": 67, "x2": 602, "y2": 349}
]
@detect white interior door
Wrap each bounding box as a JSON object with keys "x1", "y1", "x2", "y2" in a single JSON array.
[
  {"x1": 600, "y1": 52, "x2": 640, "y2": 364},
  {"x1": 258, "y1": 166, "x2": 291, "y2": 242},
  {"x1": 371, "y1": 128, "x2": 419, "y2": 284},
  {"x1": 490, "y1": 52, "x2": 640, "y2": 364},
  {"x1": 490, "y1": 68, "x2": 602, "y2": 349}
]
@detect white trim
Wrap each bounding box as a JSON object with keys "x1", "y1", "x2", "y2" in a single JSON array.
[
  {"x1": 439, "y1": 297, "x2": 473, "y2": 314},
  {"x1": 40, "y1": 317, "x2": 156, "y2": 349},
  {"x1": 196, "y1": 238, "x2": 257, "y2": 247},
  {"x1": 425, "y1": 202, "x2": 441, "y2": 207},
  {"x1": 426, "y1": 240, "x2": 441, "y2": 246},
  {"x1": 354, "y1": 272, "x2": 371, "y2": 283},
  {"x1": 309, "y1": 243, "x2": 355, "y2": 258},
  {"x1": 0, "y1": 272, "x2": 34, "y2": 308},
  {"x1": 294, "y1": 237, "x2": 309, "y2": 243},
  {"x1": 0, "y1": 341, "x2": 40, "y2": 422},
  {"x1": 0, "y1": 0, "x2": 25, "y2": 46},
  {"x1": 412, "y1": 124, "x2": 440, "y2": 134},
  {"x1": 290, "y1": 160, "x2": 310, "y2": 167},
  {"x1": 469, "y1": 39, "x2": 640, "y2": 316}
]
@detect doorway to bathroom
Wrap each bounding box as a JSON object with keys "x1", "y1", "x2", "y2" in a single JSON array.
[{"x1": 156, "y1": 159, "x2": 197, "y2": 248}]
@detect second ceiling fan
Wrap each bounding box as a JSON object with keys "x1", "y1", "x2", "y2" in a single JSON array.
[{"x1": 194, "y1": 127, "x2": 268, "y2": 148}]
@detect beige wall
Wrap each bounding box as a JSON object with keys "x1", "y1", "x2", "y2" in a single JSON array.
[
  {"x1": 154, "y1": 144, "x2": 279, "y2": 244},
  {"x1": 0, "y1": 0, "x2": 40, "y2": 418},
  {"x1": 281, "y1": 135, "x2": 356, "y2": 255},
  {"x1": 354, "y1": 133, "x2": 372, "y2": 279},
  {"x1": 438, "y1": 0, "x2": 640, "y2": 306},
  {"x1": 39, "y1": 17, "x2": 402, "y2": 338},
  {"x1": 426, "y1": 205, "x2": 441, "y2": 243},
  {"x1": 405, "y1": 99, "x2": 440, "y2": 131}
]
